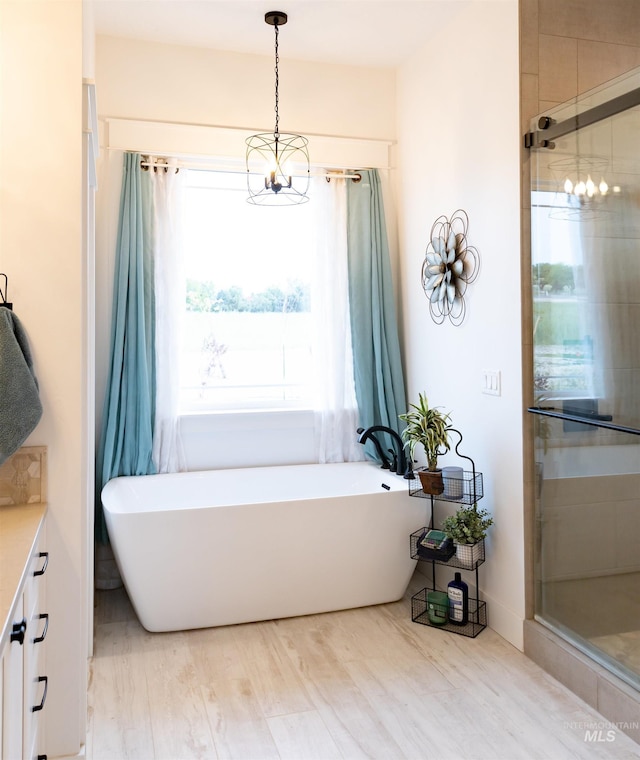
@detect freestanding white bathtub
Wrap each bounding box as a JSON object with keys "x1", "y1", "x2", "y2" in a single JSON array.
[{"x1": 101, "y1": 461, "x2": 426, "y2": 632}]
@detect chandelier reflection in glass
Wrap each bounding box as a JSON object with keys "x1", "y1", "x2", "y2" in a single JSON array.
[
  {"x1": 551, "y1": 155, "x2": 621, "y2": 204},
  {"x1": 246, "y1": 11, "x2": 310, "y2": 205},
  {"x1": 562, "y1": 174, "x2": 620, "y2": 200}
]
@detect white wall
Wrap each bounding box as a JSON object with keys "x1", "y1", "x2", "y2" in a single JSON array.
[
  {"x1": 96, "y1": 35, "x2": 395, "y2": 141},
  {"x1": 0, "y1": 1, "x2": 86, "y2": 756},
  {"x1": 396, "y1": 1, "x2": 524, "y2": 647},
  {"x1": 95, "y1": 35, "x2": 398, "y2": 469}
]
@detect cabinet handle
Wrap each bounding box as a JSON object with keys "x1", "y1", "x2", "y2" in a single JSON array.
[
  {"x1": 33, "y1": 613, "x2": 49, "y2": 644},
  {"x1": 10, "y1": 618, "x2": 27, "y2": 645},
  {"x1": 32, "y1": 675, "x2": 48, "y2": 712},
  {"x1": 33, "y1": 551, "x2": 49, "y2": 577},
  {"x1": 37, "y1": 756, "x2": 47, "y2": 760}
]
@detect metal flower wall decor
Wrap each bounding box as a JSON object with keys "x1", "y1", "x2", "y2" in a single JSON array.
[{"x1": 422, "y1": 209, "x2": 480, "y2": 326}]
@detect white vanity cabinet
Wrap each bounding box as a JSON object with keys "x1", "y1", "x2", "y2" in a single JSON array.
[
  {"x1": 2, "y1": 597, "x2": 25, "y2": 760},
  {"x1": 0, "y1": 506, "x2": 48, "y2": 760}
]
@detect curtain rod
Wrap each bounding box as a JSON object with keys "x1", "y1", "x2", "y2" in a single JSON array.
[{"x1": 138, "y1": 157, "x2": 362, "y2": 180}]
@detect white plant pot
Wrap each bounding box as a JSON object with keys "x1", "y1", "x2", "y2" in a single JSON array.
[{"x1": 455, "y1": 540, "x2": 484, "y2": 569}]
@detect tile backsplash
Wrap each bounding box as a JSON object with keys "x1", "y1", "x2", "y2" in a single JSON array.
[{"x1": 0, "y1": 446, "x2": 47, "y2": 506}]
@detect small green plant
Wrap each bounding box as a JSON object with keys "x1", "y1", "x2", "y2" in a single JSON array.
[
  {"x1": 442, "y1": 504, "x2": 493, "y2": 545},
  {"x1": 399, "y1": 392, "x2": 452, "y2": 471}
]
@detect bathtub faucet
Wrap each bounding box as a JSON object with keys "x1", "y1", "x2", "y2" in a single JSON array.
[{"x1": 357, "y1": 426, "x2": 414, "y2": 480}]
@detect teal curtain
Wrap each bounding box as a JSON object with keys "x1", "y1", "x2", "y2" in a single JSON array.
[
  {"x1": 95, "y1": 152, "x2": 157, "y2": 542},
  {"x1": 346, "y1": 169, "x2": 407, "y2": 462}
]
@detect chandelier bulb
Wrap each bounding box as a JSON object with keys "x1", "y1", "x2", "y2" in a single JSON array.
[{"x1": 563, "y1": 178, "x2": 573, "y2": 194}]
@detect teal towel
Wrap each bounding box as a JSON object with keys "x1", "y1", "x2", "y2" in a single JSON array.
[{"x1": 0, "y1": 308, "x2": 42, "y2": 465}]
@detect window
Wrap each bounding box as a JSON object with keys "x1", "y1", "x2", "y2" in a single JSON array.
[{"x1": 180, "y1": 169, "x2": 315, "y2": 410}]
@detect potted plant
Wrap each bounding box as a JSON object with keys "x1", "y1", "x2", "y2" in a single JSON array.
[
  {"x1": 441, "y1": 504, "x2": 493, "y2": 568},
  {"x1": 399, "y1": 393, "x2": 452, "y2": 495}
]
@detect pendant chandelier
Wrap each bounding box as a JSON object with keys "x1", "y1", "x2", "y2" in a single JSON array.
[{"x1": 246, "y1": 11, "x2": 310, "y2": 205}]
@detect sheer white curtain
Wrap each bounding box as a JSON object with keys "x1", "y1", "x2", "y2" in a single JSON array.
[
  {"x1": 150, "y1": 158, "x2": 186, "y2": 472},
  {"x1": 311, "y1": 176, "x2": 364, "y2": 463}
]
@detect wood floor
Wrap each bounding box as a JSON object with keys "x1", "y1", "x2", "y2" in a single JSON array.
[{"x1": 87, "y1": 573, "x2": 640, "y2": 760}]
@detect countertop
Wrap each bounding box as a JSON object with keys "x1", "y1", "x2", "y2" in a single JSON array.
[{"x1": 0, "y1": 502, "x2": 47, "y2": 650}]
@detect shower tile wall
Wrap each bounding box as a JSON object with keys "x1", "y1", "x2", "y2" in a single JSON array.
[
  {"x1": 541, "y1": 473, "x2": 640, "y2": 581},
  {"x1": 538, "y1": 0, "x2": 640, "y2": 49},
  {"x1": 521, "y1": 0, "x2": 640, "y2": 126}
]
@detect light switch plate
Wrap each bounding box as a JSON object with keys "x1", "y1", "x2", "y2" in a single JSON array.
[{"x1": 482, "y1": 370, "x2": 501, "y2": 396}]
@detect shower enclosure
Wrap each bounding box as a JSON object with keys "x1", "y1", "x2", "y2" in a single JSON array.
[{"x1": 528, "y1": 67, "x2": 640, "y2": 691}]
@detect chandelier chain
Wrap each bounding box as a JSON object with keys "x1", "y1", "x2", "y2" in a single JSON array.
[
  {"x1": 273, "y1": 22, "x2": 280, "y2": 138},
  {"x1": 245, "y1": 11, "x2": 310, "y2": 205}
]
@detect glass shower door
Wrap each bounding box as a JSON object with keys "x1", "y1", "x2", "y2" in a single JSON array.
[{"x1": 529, "y1": 67, "x2": 640, "y2": 690}]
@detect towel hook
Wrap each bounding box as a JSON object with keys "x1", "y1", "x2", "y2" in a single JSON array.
[{"x1": 0, "y1": 273, "x2": 13, "y2": 310}]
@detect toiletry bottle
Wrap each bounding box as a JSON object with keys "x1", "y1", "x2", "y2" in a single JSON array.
[{"x1": 447, "y1": 572, "x2": 468, "y2": 625}]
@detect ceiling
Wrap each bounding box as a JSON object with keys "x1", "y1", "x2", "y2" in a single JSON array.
[{"x1": 91, "y1": 0, "x2": 476, "y2": 69}]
